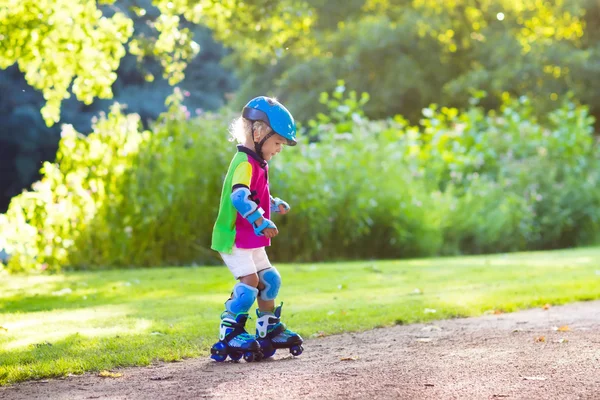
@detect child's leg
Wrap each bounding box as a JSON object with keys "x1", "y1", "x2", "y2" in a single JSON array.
[
  {"x1": 256, "y1": 267, "x2": 277, "y2": 312},
  {"x1": 252, "y1": 248, "x2": 304, "y2": 358},
  {"x1": 252, "y1": 248, "x2": 278, "y2": 311},
  {"x1": 211, "y1": 247, "x2": 262, "y2": 362}
]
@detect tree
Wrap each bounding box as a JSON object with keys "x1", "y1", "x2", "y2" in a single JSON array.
[
  {"x1": 0, "y1": 8, "x2": 239, "y2": 213},
  {"x1": 230, "y1": 0, "x2": 600, "y2": 124},
  {"x1": 0, "y1": 0, "x2": 316, "y2": 126}
]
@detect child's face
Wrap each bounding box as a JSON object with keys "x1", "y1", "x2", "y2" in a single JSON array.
[{"x1": 259, "y1": 133, "x2": 287, "y2": 161}]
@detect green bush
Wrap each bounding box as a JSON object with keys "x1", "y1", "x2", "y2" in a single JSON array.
[
  {"x1": 0, "y1": 90, "x2": 235, "y2": 273},
  {"x1": 410, "y1": 93, "x2": 600, "y2": 254},
  {"x1": 1, "y1": 86, "x2": 599, "y2": 274}
]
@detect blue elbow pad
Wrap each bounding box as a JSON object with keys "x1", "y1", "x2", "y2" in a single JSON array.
[{"x1": 231, "y1": 187, "x2": 264, "y2": 224}]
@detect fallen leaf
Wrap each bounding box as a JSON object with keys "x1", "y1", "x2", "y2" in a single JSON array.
[
  {"x1": 554, "y1": 338, "x2": 568, "y2": 344},
  {"x1": 542, "y1": 303, "x2": 551, "y2": 310},
  {"x1": 523, "y1": 376, "x2": 547, "y2": 381},
  {"x1": 99, "y1": 371, "x2": 122, "y2": 378},
  {"x1": 512, "y1": 329, "x2": 522, "y2": 333},
  {"x1": 340, "y1": 356, "x2": 359, "y2": 361},
  {"x1": 494, "y1": 309, "x2": 504, "y2": 315},
  {"x1": 534, "y1": 336, "x2": 546, "y2": 343},
  {"x1": 557, "y1": 325, "x2": 570, "y2": 332}
]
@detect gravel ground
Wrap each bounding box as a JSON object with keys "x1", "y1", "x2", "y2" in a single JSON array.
[{"x1": 2, "y1": 300, "x2": 599, "y2": 400}]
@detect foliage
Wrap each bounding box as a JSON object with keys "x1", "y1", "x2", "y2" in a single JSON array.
[
  {"x1": 0, "y1": 89, "x2": 236, "y2": 272},
  {"x1": 1, "y1": 84, "x2": 600, "y2": 273},
  {"x1": 0, "y1": 0, "x2": 315, "y2": 126},
  {"x1": 230, "y1": 0, "x2": 600, "y2": 126},
  {"x1": 267, "y1": 84, "x2": 600, "y2": 260},
  {"x1": 410, "y1": 93, "x2": 600, "y2": 253},
  {"x1": 9, "y1": 0, "x2": 599, "y2": 127},
  {"x1": 0, "y1": 19, "x2": 237, "y2": 213},
  {"x1": 0, "y1": 0, "x2": 134, "y2": 126},
  {"x1": 5, "y1": 0, "x2": 600, "y2": 219}
]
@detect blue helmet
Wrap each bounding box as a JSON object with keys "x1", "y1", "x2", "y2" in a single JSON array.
[{"x1": 242, "y1": 96, "x2": 297, "y2": 146}]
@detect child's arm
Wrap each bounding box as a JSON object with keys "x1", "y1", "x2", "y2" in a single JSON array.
[
  {"x1": 231, "y1": 187, "x2": 278, "y2": 237},
  {"x1": 230, "y1": 161, "x2": 278, "y2": 237}
]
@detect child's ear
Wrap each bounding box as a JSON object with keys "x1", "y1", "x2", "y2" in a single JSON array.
[{"x1": 252, "y1": 125, "x2": 261, "y2": 142}]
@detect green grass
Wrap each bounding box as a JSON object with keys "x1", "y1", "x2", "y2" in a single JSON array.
[{"x1": 1, "y1": 247, "x2": 600, "y2": 385}]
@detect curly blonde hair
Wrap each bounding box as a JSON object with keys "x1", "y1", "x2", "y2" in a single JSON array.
[{"x1": 229, "y1": 117, "x2": 272, "y2": 144}]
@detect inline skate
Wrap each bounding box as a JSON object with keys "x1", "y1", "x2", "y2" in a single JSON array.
[{"x1": 255, "y1": 303, "x2": 303, "y2": 359}]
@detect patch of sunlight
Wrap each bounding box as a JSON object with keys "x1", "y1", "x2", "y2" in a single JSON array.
[
  {"x1": 572, "y1": 257, "x2": 593, "y2": 264},
  {"x1": 485, "y1": 257, "x2": 594, "y2": 267},
  {"x1": 1, "y1": 304, "x2": 128, "y2": 325},
  {"x1": 1, "y1": 305, "x2": 153, "y2": 351},
  {"x1": 397, "y1": 249, "x2": 600, "y2": 269},
  {"x1": 1, "y1": 274, "x2": 65, "y2": 286},
  {"x1": 0, "y1": 274, "x2": 72, "y2": 293}
]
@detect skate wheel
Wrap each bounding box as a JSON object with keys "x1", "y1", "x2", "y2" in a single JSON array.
[
  {"x1": 257, "y1": 339, "x2": 276, "y2": 359},
  {"x1": 254, "y1": 351, "x2": 264, "y2": 362},
  {"x1": 229, "y1": 352, "x2": 243, "y2": 362},
  {"x1": 211, "y1": 354, "x2": 227, "y2": 362},
  {"x1": 210, "y1": 342, "x2": 228, "y2": 362},
  {"x1": 243, "y1": 352, "x2": 256, "y2": 362},
  {"x1": 262, "y1": 348, "x2": 276, "y2": 359},
  {"x1": 290, "y1": 345, "x2": 303, "y2": 356}
]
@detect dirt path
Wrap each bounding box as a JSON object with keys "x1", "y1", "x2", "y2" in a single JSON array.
[{"x1": 2, "y1": 301, "x2": 599, "y2": 400}]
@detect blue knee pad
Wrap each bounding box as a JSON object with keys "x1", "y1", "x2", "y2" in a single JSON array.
[
  {"x1": 258, "y1": 267, "x2": 281, "y2": 301},
  {"x1": 225, "y1": 282, "x2": 258, "y2": 315}
]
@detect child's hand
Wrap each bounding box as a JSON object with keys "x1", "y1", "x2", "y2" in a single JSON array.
[
  {"x1": 254, "y1": 218, "x2": 279, "y2": 237},
  {"x1": 277, "y1": 204, "x2": 289, "y2": 215},
  {"x1": 262, "y1": 227, "x2": 279, "y2": 238}
]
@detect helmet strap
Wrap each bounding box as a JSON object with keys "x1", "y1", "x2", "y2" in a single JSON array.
[{"x1": 253, "y1": 124, "x2": 276, "y2": 160}]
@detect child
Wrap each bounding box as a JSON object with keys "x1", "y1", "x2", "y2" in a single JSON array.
[{"x1": 210, "y1": 96, "x2": 304, "y2": 362}]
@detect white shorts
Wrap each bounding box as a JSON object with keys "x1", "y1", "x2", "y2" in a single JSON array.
[{"x1": 219, "y1": 246, "x2": 273, "y2": 279}]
